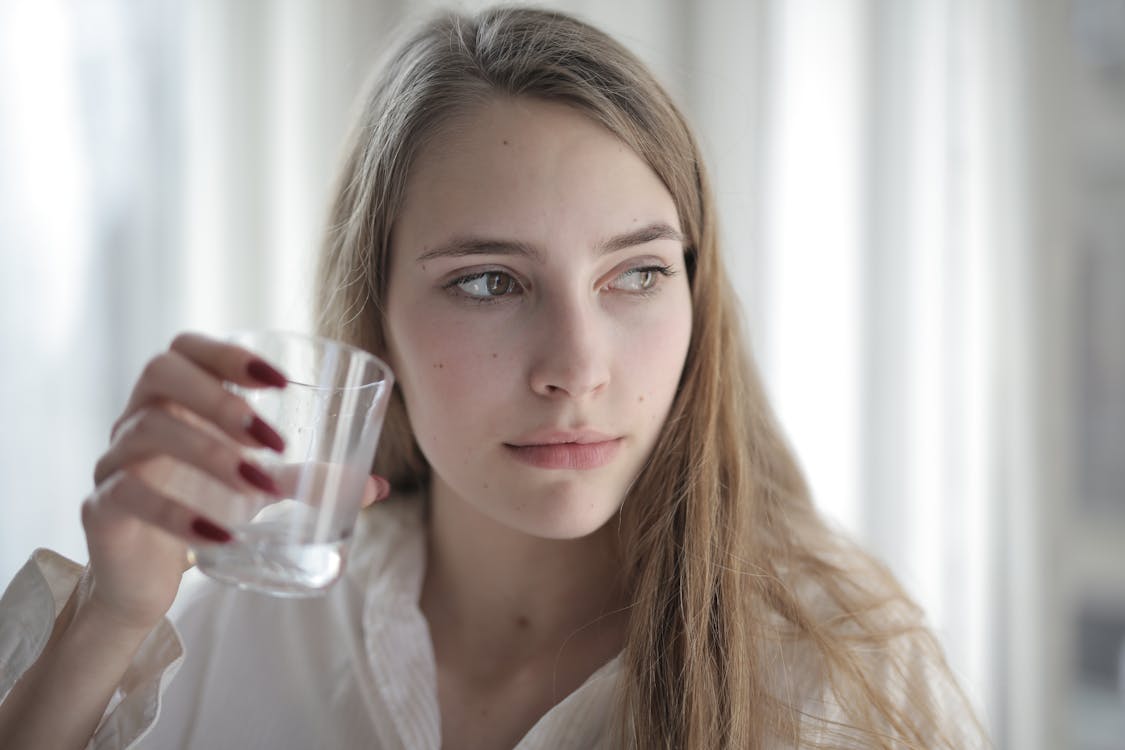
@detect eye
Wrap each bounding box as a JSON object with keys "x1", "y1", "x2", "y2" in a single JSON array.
[
  {"x1": 608, "y1": 264, "x2": 675, "y2": 293},
  {"x1": 448, "y1": 271, "x2": 522, "y2": 300}
]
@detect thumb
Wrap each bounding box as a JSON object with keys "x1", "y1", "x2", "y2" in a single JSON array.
[{"x1": 361, "y1": 474, "x2": 391, "y2": 507}]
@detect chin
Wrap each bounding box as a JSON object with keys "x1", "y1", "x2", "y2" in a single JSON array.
[{"x1": 491, "y1": 487, "x2": 623, "y2": 541}]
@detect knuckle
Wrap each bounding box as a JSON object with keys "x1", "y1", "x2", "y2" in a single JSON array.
[
  {"x1": 213, "y1": 389, "x2": 246, "y2": 426},
  {"x1": 80, "y1": 497, "x2": 96, "y2": 525},
  {"x1": 108, "y1": 412, "x2": 138, "y2": 444},
  {"x1": 93, "y1": 454, "x2": 112, "y2": 484},
  {"x1": 112, "y1": 413, "x2": 140, "y2": 443},
  {"x1": 150, "y1": 498, "x2": 180, "y2": 532},
  {"x1": 170, "y1": 332, "x2": 195, "y2": 353},
  {"x1": 100, "y1": 469, "x2": 130, "y2": 499},
  {"x1": 86, "y1": 472, "x2": 126, "y2": 522},
  {"x1": 130, "y1": 408, "x2": 159, "y2": 440},
  {"x1": 203, "y1": 435, "x2": 234, "y2": 472},
  {"x1": 139, "y1": 353, "x2": 169, "y2": 384},
  {"x1": 112, "y1": 409, "x2": 150, "y2": 446}
]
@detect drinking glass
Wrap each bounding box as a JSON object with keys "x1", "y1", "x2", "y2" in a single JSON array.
[{"x1": 187, "y1": 330, "x2": 394, "y2": 597}]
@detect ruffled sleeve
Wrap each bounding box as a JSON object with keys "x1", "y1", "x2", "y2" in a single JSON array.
[{"x1": 0, "y1": 549, "x2": 185, "y2": 750}]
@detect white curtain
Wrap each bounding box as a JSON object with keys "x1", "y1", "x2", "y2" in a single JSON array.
[{"x1": 0, "y1": 0, "x2": 1053, "y2": 745}]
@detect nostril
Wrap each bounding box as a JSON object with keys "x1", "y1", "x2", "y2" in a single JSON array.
[{"x1": 537, "y1": 381, "x2": 572, "y2": 398}]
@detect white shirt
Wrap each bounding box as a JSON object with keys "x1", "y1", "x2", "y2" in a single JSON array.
[
  {"x1": 0, "y1": 496, "x2": 987, "y2": 749},
  {"x1": 0, "y1": 498, "x2": 621, "y2": 749}
]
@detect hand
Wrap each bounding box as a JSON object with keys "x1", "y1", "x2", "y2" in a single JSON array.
[
  {"x1": 76, "y1": 333, "x2": 292, "y2": 630},
  {"x1": 78, "y1": 332, "x2": 392, "y2": 632}
]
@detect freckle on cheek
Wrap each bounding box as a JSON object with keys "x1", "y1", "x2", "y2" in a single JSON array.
[
  {"x1": 638, "y1": 395, "x2": 645, "y2": 403},
  {"x1": 433, "y1": 362, "x2": 444, "y2": 369},
  {"x1": 491, "y1": 352, "x2": 498, "y2": 359}
]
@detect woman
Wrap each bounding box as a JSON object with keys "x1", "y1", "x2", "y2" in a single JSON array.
[{"x1": 0, "y1": 6, "x2": 987, "y2": 748}]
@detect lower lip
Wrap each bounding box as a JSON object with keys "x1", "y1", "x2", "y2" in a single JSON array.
[{"x1": 505, "y1": 439, "x2": 623, "y2": 470}]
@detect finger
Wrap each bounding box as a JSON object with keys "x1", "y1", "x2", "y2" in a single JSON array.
[
  {"x1": 95, "y1": 406, "x2": 282, "y2": 497},
  {"x1": 372, "y1": 475, "x2": 391, "y2": 504},
  {"x1": 88, "y1": 470, "x2": 234, "y2": 545},
  {"x1": 169, "y1": 332, "x2": 288, "y2": 388},
  {"x1": 359, "y1": 476, "x2": 390, "y2": 507},
  {"x1": 115, "y1": 349, "x2": 285, "y2": 453},
  {"x1": 360, "y1": 477, "x2": 378, "y2": 508}
]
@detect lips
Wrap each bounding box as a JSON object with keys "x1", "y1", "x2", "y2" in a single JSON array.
[{"x1": 504, "y1": 429, "x2": 623, "y2": 470}]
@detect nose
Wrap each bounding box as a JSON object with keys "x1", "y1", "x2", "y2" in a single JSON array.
[{"x1": 527, "y1": 294, "x2": 610, "y2": 400}]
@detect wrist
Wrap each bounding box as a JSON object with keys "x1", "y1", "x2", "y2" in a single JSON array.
[
  {"x1": 55, "y1": 570, "x2": 158, "y2": 659},
  {"x1": 67, "y1": 597, "x2": 156, "y2": 653},
  {"x1": 77, "y1": 565, "x2": 164, "y2": 632},
  {"x1": 0, "y1": 579, "x2": 154, "y2": 750}
]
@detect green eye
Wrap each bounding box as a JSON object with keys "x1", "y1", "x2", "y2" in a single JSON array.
[
  {"x1": 611, "y1": 265, "x2": 674, "y2": 293},
  {"x1": 633, "y1": 269, "x2": 658, "y2": 290}
]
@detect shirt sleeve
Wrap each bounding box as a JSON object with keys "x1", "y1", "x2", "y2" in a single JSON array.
[{"x1": 0, "y1": 549, "x2": 185, "y2": 750}]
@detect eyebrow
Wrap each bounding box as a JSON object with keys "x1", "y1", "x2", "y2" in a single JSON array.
[{"x1": 415, "y1": 221, "x2": 685, "y2": 263}]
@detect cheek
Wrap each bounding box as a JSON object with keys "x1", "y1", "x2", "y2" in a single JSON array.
[
  {"x1": 387, "y1": 304, "x2": 516, "y2": 442},
  {"x1": 623, "y1": 296, "x2": 693, "y2": 409}
]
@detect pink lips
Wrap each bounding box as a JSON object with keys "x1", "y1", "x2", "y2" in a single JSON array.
[{"x1": 504, "y1": 429, "x2": 623, "y2": 470}]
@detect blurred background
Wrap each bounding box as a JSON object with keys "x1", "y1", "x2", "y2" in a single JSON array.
[{"x1": 0, "y1": 0, "x2": 1122, "y2": 747}]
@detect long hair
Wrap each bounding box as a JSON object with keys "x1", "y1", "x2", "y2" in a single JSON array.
[{"x1": 315, "y1": 6, "x2": 986, "y2": 748}]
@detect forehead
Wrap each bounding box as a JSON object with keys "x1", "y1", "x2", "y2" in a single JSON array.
[{"x1": 392, "y1": 96, "x2": 679, "y2": 255}]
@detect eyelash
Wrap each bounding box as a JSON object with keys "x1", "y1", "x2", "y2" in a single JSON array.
[{"x1": 443, "y1": 264, "x2": 676, "y2": 303}]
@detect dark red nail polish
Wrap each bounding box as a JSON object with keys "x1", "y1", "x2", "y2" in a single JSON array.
[
  {"x1": 238, "y1": 461, "x2": 280, "y2": 495},
  {"x1": 247, "y1": 359, "x2": 288, "y2": 388},
  {"x1": 247, "y1": 416, "x2": 285, "y2": 452},
  {"x1": 192, "y1": 517, "x2": 232, "y2": 543}
]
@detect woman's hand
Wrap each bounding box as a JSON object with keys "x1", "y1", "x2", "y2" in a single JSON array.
[
  {"x1": 0, "y1": 333, "x2": 392, "y2": 749},
  {"x1": 79, "y1": 332, "x2": 294, "y2": 631},
  {"x1": 80, "y1": 332, "x2": 392, "y2": 632}
]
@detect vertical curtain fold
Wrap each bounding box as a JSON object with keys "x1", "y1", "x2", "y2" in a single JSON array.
[{"x1": 1, "y1": 0, "x2": 1047, "y2": 744}]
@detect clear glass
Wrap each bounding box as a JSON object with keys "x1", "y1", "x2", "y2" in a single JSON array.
[{"x1": 188, "y1": 330, "x2": 394, "y2": 597}]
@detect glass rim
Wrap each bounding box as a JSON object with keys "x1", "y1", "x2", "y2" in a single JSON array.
[{"x1": 226, "y1": 328, "x2": 394, "y2": 392}]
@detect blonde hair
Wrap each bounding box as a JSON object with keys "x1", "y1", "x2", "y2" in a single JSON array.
[{"x1": 315, "y1": 6, "x2": 987, "y2": 748}]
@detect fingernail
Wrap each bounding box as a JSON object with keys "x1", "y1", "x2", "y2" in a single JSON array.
[
  {"x1": 247, "y1": 358, "x2": 288, "y2": 388},
  {"x1": 246, "y1": 416, "x2": 285, "y2": 452},
  {"x1": 192, "y1": 517, "x2": 232, "y2": 543},
  {"x1": 238, "y1": 461, "x2": 280, "y2": 495}
]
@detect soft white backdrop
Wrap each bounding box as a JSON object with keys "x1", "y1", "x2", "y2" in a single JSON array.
[{"x1": 0, "y1": 0, "x2": 1078, "y2": 746}]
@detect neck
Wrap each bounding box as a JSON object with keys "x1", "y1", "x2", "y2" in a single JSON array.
[{"x1": 419, "y1": 478, "x2": 629, "y2": 682}]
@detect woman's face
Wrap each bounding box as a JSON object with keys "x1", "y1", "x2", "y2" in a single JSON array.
[{"x1": 385, "y1": 96, "x2": 693, "y2": 540}]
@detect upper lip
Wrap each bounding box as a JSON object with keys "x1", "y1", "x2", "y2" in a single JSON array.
[{"x1": 506, "y1": 428, "x2": 619, "y2": 447}]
